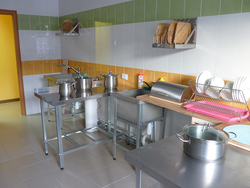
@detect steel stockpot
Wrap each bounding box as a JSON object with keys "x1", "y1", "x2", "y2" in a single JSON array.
[
  {"x1": 74, "y1": 76, "x2": 92, "y2": 91},
  {"x1": 54, "y1": 80, "x2": 75, "y2": 97},
  {"x1": 100, "y1": 70, "x2": 120, "y2": 89},
  {"x1": 176, "y1": 123, "x2": 236, "y2": 161}
]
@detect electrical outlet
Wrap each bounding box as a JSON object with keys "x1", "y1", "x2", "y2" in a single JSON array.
[{"x1": 122, "y1": 73, "x2": 128, "y2": 80}]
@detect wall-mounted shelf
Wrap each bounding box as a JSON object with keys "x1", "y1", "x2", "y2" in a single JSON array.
[
  {"x1": 152, "y1": 18, "x2": 197, "y2": 49},
  {"x1": 55, "y1": 18, "x2": 82, "y2": 36}
]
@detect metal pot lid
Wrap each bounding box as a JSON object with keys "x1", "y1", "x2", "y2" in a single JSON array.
[
  {"x1": 183, "y1": 123, "x2": 229, "y2": 141},
  {"x1": 101, "y1": 70, "x2": 119, "y2": 77}
]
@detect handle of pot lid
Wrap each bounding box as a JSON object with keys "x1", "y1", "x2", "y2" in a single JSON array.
[
  {"x1": 54, "y1": 81, "x2": 59, "y2": 85},
  {"x1": 175, "y1": 133, "x2": 191, "y2": 144},
  {"x1": 227, "y1": 132, "x2": 237, "y2": 141}
]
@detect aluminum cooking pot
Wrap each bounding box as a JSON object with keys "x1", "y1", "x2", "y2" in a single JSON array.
[
  {"x1": 74, "y1": 76, "x2": 92, "y2": 91},
  {"x1": 54, "y1": 80, "x2": 75, "y2": 97},
  {"x1": 100, "y1": 70, "x2": 120, "y2": 89},
  {"x1": 176, "y1": 123, "x2": 236, "y2": 161}
]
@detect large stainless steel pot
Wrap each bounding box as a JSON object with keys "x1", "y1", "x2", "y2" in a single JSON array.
[
  {"x1": 100, "y1": 70, "x2": 120, "y2": 89},
  {"x1": 75, "y1": 76, "x2": 92, "y2": 91},
  {"x1": 54, "y1": 80, "x2": 75, "y2": 97},
  {"x1": 176, "y1": 123, "x2": 236, "y2": 161}
]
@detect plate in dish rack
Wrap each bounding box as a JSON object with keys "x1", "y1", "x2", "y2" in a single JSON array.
[{"x1": 196, "y1": 70, "x2": 212, "y2": 94}]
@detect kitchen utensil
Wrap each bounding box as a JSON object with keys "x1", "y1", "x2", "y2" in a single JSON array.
[
  {"x1": 237, "y1": 76, "x2": 250, "y2": 103},
  {"x1": 205, "y1": 77, "x2": 224, "y2": 99},
  {"x1": 220, "y1": 82, "x2": 234, "y2": 101},
  {"x1": 74, "y1": 76, "x2": 92, "y2": 91},
  {"x1": 155, "y1": 23, "x2": 169, "y2": 43},
  {"x1": 100, "y1": 70, "x2": 120, "y2": 89},
  {"x1": 60, "y1": 19, "x2": 73, "y2": 32},
  {"x1": 54, "y1": 80, "x2": 76, "y2": 97},
  {"x1": 150, "y1": 81, "x2": 192, "y2": 103},
  {"x1": 184, "y1": 100, "x2": 249, "y2": 122},
  {"x1": 224, "y1": 124, "x2": 250, "y2": 146},
  {"x1": 167, "y1": 21, "x2": 178, "y2": 44},
  {"x1": 176, "y1": 123, "x2": 236, "y2": 161},
  {"x1": 174, "y1": 22, "x2": 191, "y2": 44},
  {"x1": 196, "y1": 70, "x2": 212, "y2": 94}
]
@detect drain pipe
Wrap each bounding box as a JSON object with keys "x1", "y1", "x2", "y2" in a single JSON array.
[{"x1": 142, "y1": 122, "x2": 154, "y2": 146}]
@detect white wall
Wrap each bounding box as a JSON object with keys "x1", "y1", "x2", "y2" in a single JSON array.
[
  {"x1": 58, "y1": 0, "x2": 131, "y2": 16},
  {"x1": 0, "y1": 0, "x2": 59, "y2": 16},
  {"x1": 61, "y1": 12, "x2": 250, "y2": 81}
]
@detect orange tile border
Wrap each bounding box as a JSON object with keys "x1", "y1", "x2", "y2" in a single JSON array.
[
  {"x1": 44, "y1": 60, "x2": 52, "y2": 74},
  {"x1": 34, "y1": 60, "x2": 43, "y2": 75},
  {"x1": 23, "y1": 61, "x2": 34, "y2": 75}
]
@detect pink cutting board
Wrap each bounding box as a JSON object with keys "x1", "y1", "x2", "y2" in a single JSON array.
[{"x1": 184, "y1": 101, "x2": 249, "y2": 122}]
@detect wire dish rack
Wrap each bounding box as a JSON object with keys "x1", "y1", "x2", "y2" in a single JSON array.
[{"x1": 184, "y1": 80, "x2": 250, "y2": 122}]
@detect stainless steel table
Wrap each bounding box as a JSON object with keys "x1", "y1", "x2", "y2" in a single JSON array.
[
  {"x1": 125, "y1": 134, "x2": 250, "y2": 188},
  {"x1": 34, "y1": 86, "x2": 111, "y2": 170}
]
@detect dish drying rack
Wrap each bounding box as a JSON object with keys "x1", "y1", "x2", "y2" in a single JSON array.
[
  {"x1": 152, "y1": 17, "x2": 197, "y2": 49},
  {"x1": 185, "y1": 81, "x2": 250, "y2": 122}
]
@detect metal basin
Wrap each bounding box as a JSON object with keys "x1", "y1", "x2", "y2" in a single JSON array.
[{"x1": 115, "y1": 89, "x2": 163, "y2": 125}]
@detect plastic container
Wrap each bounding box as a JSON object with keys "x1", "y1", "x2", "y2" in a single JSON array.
[{"x1": 138, "y1": 73, "x2": 144, "y2": 89}]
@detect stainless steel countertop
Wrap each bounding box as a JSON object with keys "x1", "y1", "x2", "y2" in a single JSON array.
[
  {"x1": 125, "y1": 135, "x2": 250, "y2": 188},
  {"x1": 34, "y1": 86, "x2": 110, "y2": 106}
]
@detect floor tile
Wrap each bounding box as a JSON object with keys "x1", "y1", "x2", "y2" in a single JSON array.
[
  {"x1": 95, "y1": 152, "x2": 124, "y2": 166},
  {"x1": 76, "y1": 157, "x2": 107, "y2": 174},
  {"x1": 0, "y1": 171, "x2": 23, "y2": 188},
  {"x1": 0, "y1": 161, "x2": 16, "y2": 175},
  {"x1": 25, "y1": 174, "x2": 61, "y2": 188},
  {"x1": 125, "y1": 172, "x2": 158, "y2": 188},
  {"x1": 10, "y1": 182, "x2": 28, "y2": 188},
  {"x1": 43, "y1": 157, "x2": 73, "y2": 172},
  {"x1": 27, "y1": 141, "x2": 45, "y2": 152},
  {"x1": 12, "y1": 154, "x2": 40, "y2": 169},
  {"x1": 0, "y1": 151, "x2": 9, "y2": 163},
  {"x1": 5, "y1": 146, "x2": 33, "y2": 159},
  {"x1": 85, "y1": 141, "x2": 112, "y2": 156},
  {"x1": 52, "y1": 165, "x2": 86, "y2": 185},
  {"x1": 65, "y1": 149, "x2": 93, "y2": 164},
  {"x1": 150, "y1": 183, "x2": 168, "y2": 188},
  {"x1": 1, "y1": 138, "x2": 26, "y2": 150},
  {"x1": 109, "y1": 160, "x2": 135, "y2": 177},
  {"x1": 104, "y1": 178, "x2": 135, "y2": 188},
  {"x1": 0, "y1": 132, "x2": 21, "y2": 143},
  {"x1": 18, "y1": 162, "x2": 50, "y2": 181},
  {"x1": 63, "y1": 176, "x2": 99, "y2": 188},
  {"x1": 88, "y1": 167, "x2": 122, "y2": 187}
]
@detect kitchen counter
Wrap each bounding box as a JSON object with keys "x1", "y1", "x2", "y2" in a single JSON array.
[
  {"x1": 125, "y1": 134, "x2": 250, "y2": 188},
  {"x1": 136, "y1": 94, "x2": 250, "y2": 150}
]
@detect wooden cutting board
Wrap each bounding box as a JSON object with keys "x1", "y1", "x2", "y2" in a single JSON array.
[
  {"x1": 155, "y1": 23, "x2": 169, "y2": 43},
  {"x1": 61, "y1": 59, "x2": 68, "y2": 74},
  {"x1": 60, "y1": 19, "x2": 73, "y2": 33},
  {"x1": 174, "y1": 22, "x2": 191, "y2": 44},
  {"x1": 167, "y1": 21, "x2": 178, "y2": 44}
]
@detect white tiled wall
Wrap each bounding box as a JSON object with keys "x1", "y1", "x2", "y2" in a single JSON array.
[
  {"x1": 0, "y1": 0, "x2": 59, "y2": 16},
  {"x1": 19, "y1": 30, "x2": 61, "y2": 61},
  {"x1": 60, "y1": 12, "x2": 250, "y2": 81}
]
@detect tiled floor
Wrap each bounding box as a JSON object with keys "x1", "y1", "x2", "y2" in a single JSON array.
[{"x1": 0, "y1": 101, "x2": 166, "y2": 188}]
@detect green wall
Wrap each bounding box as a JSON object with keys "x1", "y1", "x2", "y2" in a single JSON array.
[{"x1": 18, "y1": 0, "x2": 250, "y2": 30}]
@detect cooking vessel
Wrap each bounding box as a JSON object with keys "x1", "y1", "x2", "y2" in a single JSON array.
[
  {"x1": 176, "y1": 123, "x2": 236, "y2": 161},
  {"x1": 100, "y1": 70, "x2": 120, "y2": 89},
  {"x1": 74, "y1": 76, "x2": 92, "y2": 91},
  {"x1": 54, "y1": 80, "x2": 75, "y2": 97}
]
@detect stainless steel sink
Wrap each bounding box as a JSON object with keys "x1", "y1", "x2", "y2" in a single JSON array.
[
  {"x1": 113, "y1": 89, "x2": 164, "y2": 125},
  {"x1": 44, "y1": 73, "x2": 79, "y2": 86}
]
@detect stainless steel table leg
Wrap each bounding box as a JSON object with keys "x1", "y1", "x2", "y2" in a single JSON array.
[
  {"x1": 161, "y1": 108, "x2": 167, "y2": 139},
  {"x1": 136, "y1": 103, "x2": 143, "y2": 148},
  {"x1": 40, "y1": 100, "x2": 48, "y2": 155},
  {"x1": 55, "y1": 105, "x2": 64, "y2": 170},
  {"x1": 113, "y1": 97, "x2": 117, "y2": 160},
  {"x1": 136, "y1": 168, "x2": 141, "y2": 188},
  {"x1": 107, "y1": 95, "x2": 111, "y2": 133}
]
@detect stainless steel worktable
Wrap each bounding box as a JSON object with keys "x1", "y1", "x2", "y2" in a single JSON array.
[
  {"x1": 34, "y1": 86, "x2": 111, "y2": 170},
  {"x1": 125, "y1": 134, "x2": 250, "y2": 188}
]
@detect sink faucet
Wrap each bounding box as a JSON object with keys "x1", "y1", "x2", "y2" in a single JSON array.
[
  {"x1": 58, "y1": 64, "x2": 82, "y2": 77},
  {"x1": 68, "y1": 65, "x2": 81, "y2": 76}
]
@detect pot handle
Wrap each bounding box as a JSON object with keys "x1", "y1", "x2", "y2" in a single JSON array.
[
  {"x1": 175, "y1": 133, "x2": 190, "y2": 144},
  {"x1": 227, "y1": 132, "x2": 237, "y2": 141}
]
